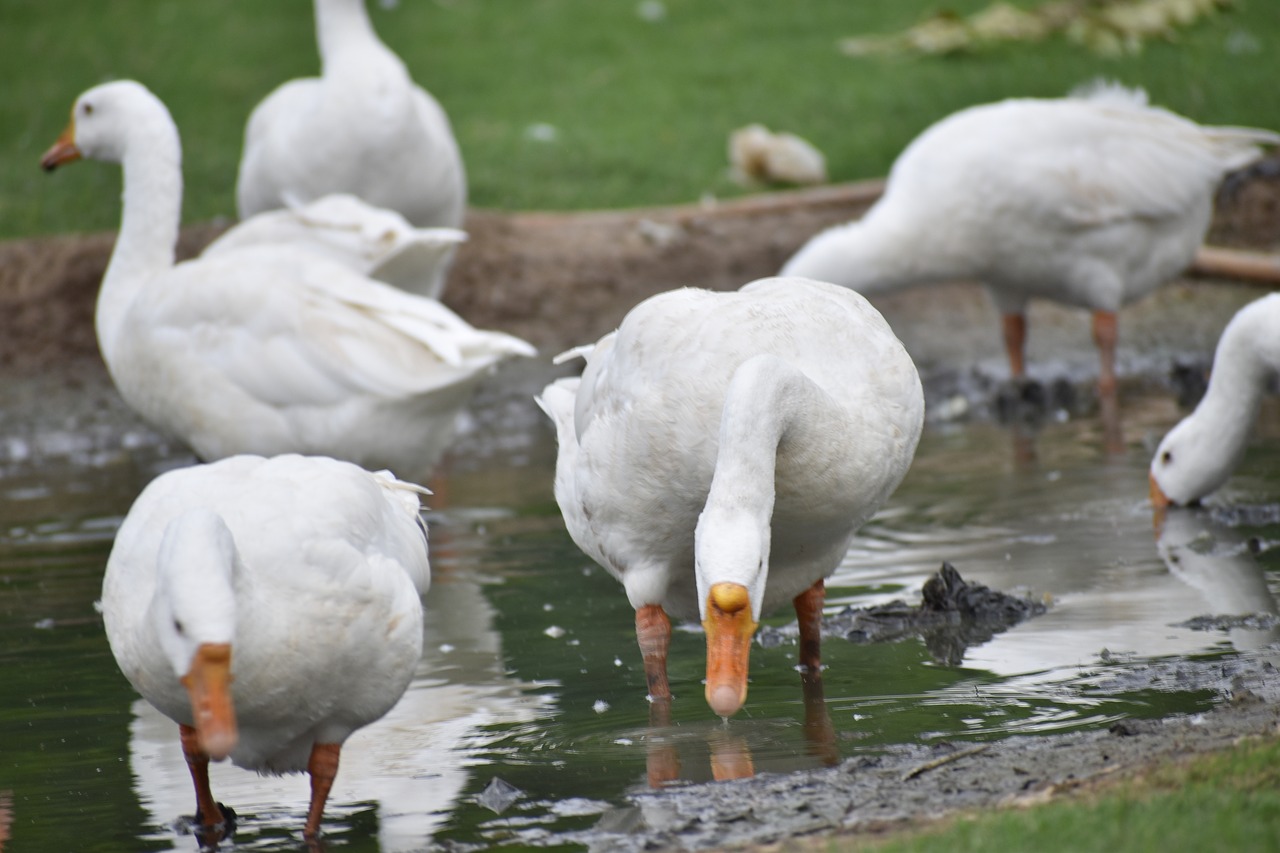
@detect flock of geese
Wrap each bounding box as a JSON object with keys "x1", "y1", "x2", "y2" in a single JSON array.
[{"x1": 34, "y1": 0, "x2": 1280, "y2": 841}]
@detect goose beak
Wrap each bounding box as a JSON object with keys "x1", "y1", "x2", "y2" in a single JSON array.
[
  {"x1": 1149, "y1": 471, "x2": 1170, "y2": 532},
  {"x1": 703, "y1": 582, "x2": 757, "y2": 718},
  {"x1": 40, "y1": 124, "x2": 81, "y2": 172},
  {"x1": 181, "y1": 643, "x2": 237, "y2": 760}
]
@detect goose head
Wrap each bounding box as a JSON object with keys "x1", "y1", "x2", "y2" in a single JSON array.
[
  {"x1": 1149, "y1": 415, "x2": 1227, "y2": 512},
  {"x1": 41, "y1": 80, "x2": 174, "y2": 170},
  {"x1": 695, "y1": 507, "x2": 770, "y2": 718},
  {"x1": 152, "y1": 509, "x2": 240, "y2": 760}
]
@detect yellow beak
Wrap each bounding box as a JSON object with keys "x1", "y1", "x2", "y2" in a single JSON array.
[
  {"x1": 180, "y1": 643, "x2": 237, "y2": 760},
  {"x1": 702, "y1": 582, "x2": 757, "y2": 717},
  {"x1": 1149, "y1": 471, "x2": 1170, "y2": 532},
  {"x1": 41, "y1": 122, "x2": 81, "y2": 172}
]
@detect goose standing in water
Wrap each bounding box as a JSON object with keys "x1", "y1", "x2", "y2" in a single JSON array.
[
  {"x1": 1150, "y1": 293, "x2": 1280, "y2": 508},
  {"x1": 783, "y1": 84, "x2": 1278, "y2": 408},
  {"x1": 41, "y1": 81, "x2": 532, "y2": 479},
  {"x1": 538, "y1": 277, "x2": 923, "y2": 717},
  {"x1": 101, "y1": 454, "x2": 431, "y2": 841},
  {"x1": 236, "y1": 0, "x2": 466, "y2": 231}
]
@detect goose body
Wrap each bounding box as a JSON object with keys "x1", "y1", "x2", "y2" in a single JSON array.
[
  {"x1": 782, "y1": 84, "x2": 1278, "y2": 396},
  {"x1": 1150, "y1": 293, "x2": 1280, "y2": 506},
  {"x1": 538, "y1": 277, "x2": 923, "y2": 716},
  {"x1": 204, "y1": 193, "x2": 466, "y2": 299},
  {"x1": 101, "y1": 454, "x2": 431, "y2": 839},
  {"x1": 236, "y1": 0, "x2": 466, "y2": 229},
  {"x1": 41, "y1": 81, "x2": 532, "y2": 478}
]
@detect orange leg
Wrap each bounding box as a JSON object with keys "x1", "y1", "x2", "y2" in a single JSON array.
[
  {"x1": 793, "y1": 578, "x2": 825, "y2": 674},
  {"x1": 636, "y1": 604, "x2": 672, "y2": 702},
  {"x1": 1092, "y1": 310, "x2": 1119, "y2": 401},
  {"x1": 179, "y1": 724, "x2": 226, "y2": 838},
  {"x1": 1001, "y1": 313, "x2": 1027, "y2": 379},
  {"x1": 304, "y1": 742, "x2": 341, "y2": 840}
]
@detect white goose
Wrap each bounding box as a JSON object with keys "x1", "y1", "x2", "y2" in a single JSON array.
[
  {"x1": 204, "y1": 193, "x2": 466, "y2": 299},
  {"x1": 782, "y1": 83, "x2": 1278, "y2": 400},
  {"x1": 1150, "y1": 293, "x2": 1280, "y2": 507},
  {"x1": 41, "y1": 81, "x2": 533, "y2": 479},
  {"x1": 538, "y1": 277, "x2": 924, "y2": 718},
  {"x1": 236, "y1": 0, "x2": 466, "y2": 230},
  {"x1": 101, "y1": 454, "x2": 431, "y2": 841}
]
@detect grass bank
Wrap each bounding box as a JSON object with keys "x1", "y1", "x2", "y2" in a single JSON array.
[
  {"x1": 833, "y1": 732, "x2": 1280, "y2": 852},
  {"x1": 4, "y1": 0, "x2": 1278, "y2": 238}
]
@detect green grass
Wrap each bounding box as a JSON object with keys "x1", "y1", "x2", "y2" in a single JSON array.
[
  {"x1": 844, "y1": 733, "x2": 1280, "y2": 852},
  {"x1": 3, "y1": 0, "x2": 1279, "y2": 238}
]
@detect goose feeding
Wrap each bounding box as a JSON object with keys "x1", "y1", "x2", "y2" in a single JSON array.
[
  {"x1": 782, "y1": 83, "x2": 1278, "y2": 403},
  {"x1": 101, "y1": 454, "x2": 431, "y2": 841},
  {"x1": 204, "y1": 192, "x2": 466, "y2": 299},
  {"x1": 236, "y1": 0, "x2": 466, "y2": 230},
  {"x1": 537, "y1": 277, "x2": 923, "y2": 717},
  {"x1": 41, "y1": 80, "x2": 533, "y2": 479},
  {"x1": 1150, "y1": 293, "x2": 1280, "y2": 508}
]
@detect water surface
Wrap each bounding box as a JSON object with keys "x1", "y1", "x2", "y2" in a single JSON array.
[{"x1": 0, "y1": 370, "x2": 1277, "y2": 851}]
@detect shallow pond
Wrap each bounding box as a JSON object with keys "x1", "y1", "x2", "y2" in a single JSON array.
[{"x1": 0, "y1": 366, "x2": 1277, "y2": 852}]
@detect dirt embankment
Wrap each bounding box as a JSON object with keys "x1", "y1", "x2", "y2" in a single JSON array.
[{"x1": 2, "y1": 156, "x2": 1276, "y2": 377}]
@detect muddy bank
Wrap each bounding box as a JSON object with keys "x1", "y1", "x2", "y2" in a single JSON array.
[
  {"x1": 565, "y1": 655, "x2": 1280, "y2": 852},
  {"x1": 2, "y1": 163, "x2": 1277, "y2": 378}
]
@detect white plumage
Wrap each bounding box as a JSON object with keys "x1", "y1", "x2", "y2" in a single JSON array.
[
  {"x1": 236, "y1": 0, "x2": 466, "y2": 230},
  {"x1": 1150, "y1": 293, "x2": 1280, "y2": 507},
  {"x1": 101, "y1": 454, "x2": 431, "y2": 840},
  {"x1": 41, "y1": 81, "x2": 532, "y2": 479},
  {"x1": 538, "y1": 277, "x2": 923, "y2": 717},
  {"x1": 204, "y1": 193, "x2": 466, "y2": 299},
  {"x1": 782, "y1": 83, "x2": 1278, "y2": 397}
]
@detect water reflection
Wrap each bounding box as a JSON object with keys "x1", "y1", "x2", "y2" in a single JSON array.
[
  {"x1": 645, "y1": 674, "x2": 837, "y2": 788},
  {"x1": 1156, "y1": 508, "x2": 1279, "y2": 651}
]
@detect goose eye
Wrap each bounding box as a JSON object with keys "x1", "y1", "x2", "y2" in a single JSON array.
[
  {"x1": 81, "y1": 102, "x2": 94, "y2": 116},
  {"x1": 1161, "y1": 450, "x2": 1173, "y2": 465},
  {"x1": 173, "y1": 618, "x2": 185, "y2": 634}
]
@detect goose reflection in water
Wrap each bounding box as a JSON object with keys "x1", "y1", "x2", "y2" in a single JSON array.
[
  {"x1": 1155, "y1": 508, "x2": 1280, "y2": 653},
  {"x1": 645, "y1": 671, "x2": 840, "y2": 788}
]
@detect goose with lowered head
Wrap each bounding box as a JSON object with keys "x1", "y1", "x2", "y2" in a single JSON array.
[
  {"x1": 782, "y1": 83, "x2": 1279, "y2": 403},
  {"x1": 1150, "y1": 293, "x2": 1280, "y2": 509},
  {"x1": 538, "y1": 277, "x2": 923, "y2": 718},
  {"x1": 41, "y1": 80, "x2": 532, "y2": 479},
  {"x1": 101, "y1": 454, "x2": 432, "y2": 841},
  {"x1": 236, "y1": 0, "x2": 466, "y2": 230}
]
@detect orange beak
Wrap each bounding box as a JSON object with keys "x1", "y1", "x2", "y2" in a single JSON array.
[
  {"x1": 1149, "y1": 471, "x2": 1170, "y2": 533},
  {"x1": 702, "y1": 582, "x2": 757, "y2": 718},
  {"x1": 180, "y1": 643, "x2": 237, "y2": 760},
  {"x1": 41, "y1": 123, "x2": 81, "y2": 172}
]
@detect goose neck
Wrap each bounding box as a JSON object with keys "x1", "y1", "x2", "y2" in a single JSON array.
[
  {"x1": 97, "y1": 128, "x2": 182, "y2": 362},
  {"x1": 696, "y1": 355, "x2": 851, "y2": 609},
  {"x1": 315, "y1": 0, "x2": 383, "y2": 69}
]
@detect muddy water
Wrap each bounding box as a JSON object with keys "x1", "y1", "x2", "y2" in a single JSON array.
[{"x1": 0, "y1": 366, "x2": 1277, "y2": 852}]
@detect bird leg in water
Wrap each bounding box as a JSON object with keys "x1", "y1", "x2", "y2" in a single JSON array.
[
  {"x1": 304, "y1": 742, "x2": 341, "y2": 839},
  {"x1": 793, "y1": 578, "x2": 825, "y2": 674},
  {"x1": 1092, "y1": 310, "x2": 1125, "y2": 453},
  {"x1": 1092, "y1": 310, "x2": 1119, "y2": 400},
  {"x1": 1001, "y1": 313, "x2": 1027, "y2": 379},
  {"x1": 645, "y1": 694, "x2": 680, "y2": 788},
  {"x1": 801, "y1": 670, "x2": 840, "y2": 767},
  {"x1": 180, "y1": 723, "x2": 228, "y2": 841},
  {"x1": 636, "y1": 604, "x2": 672, "y2": 702}
]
